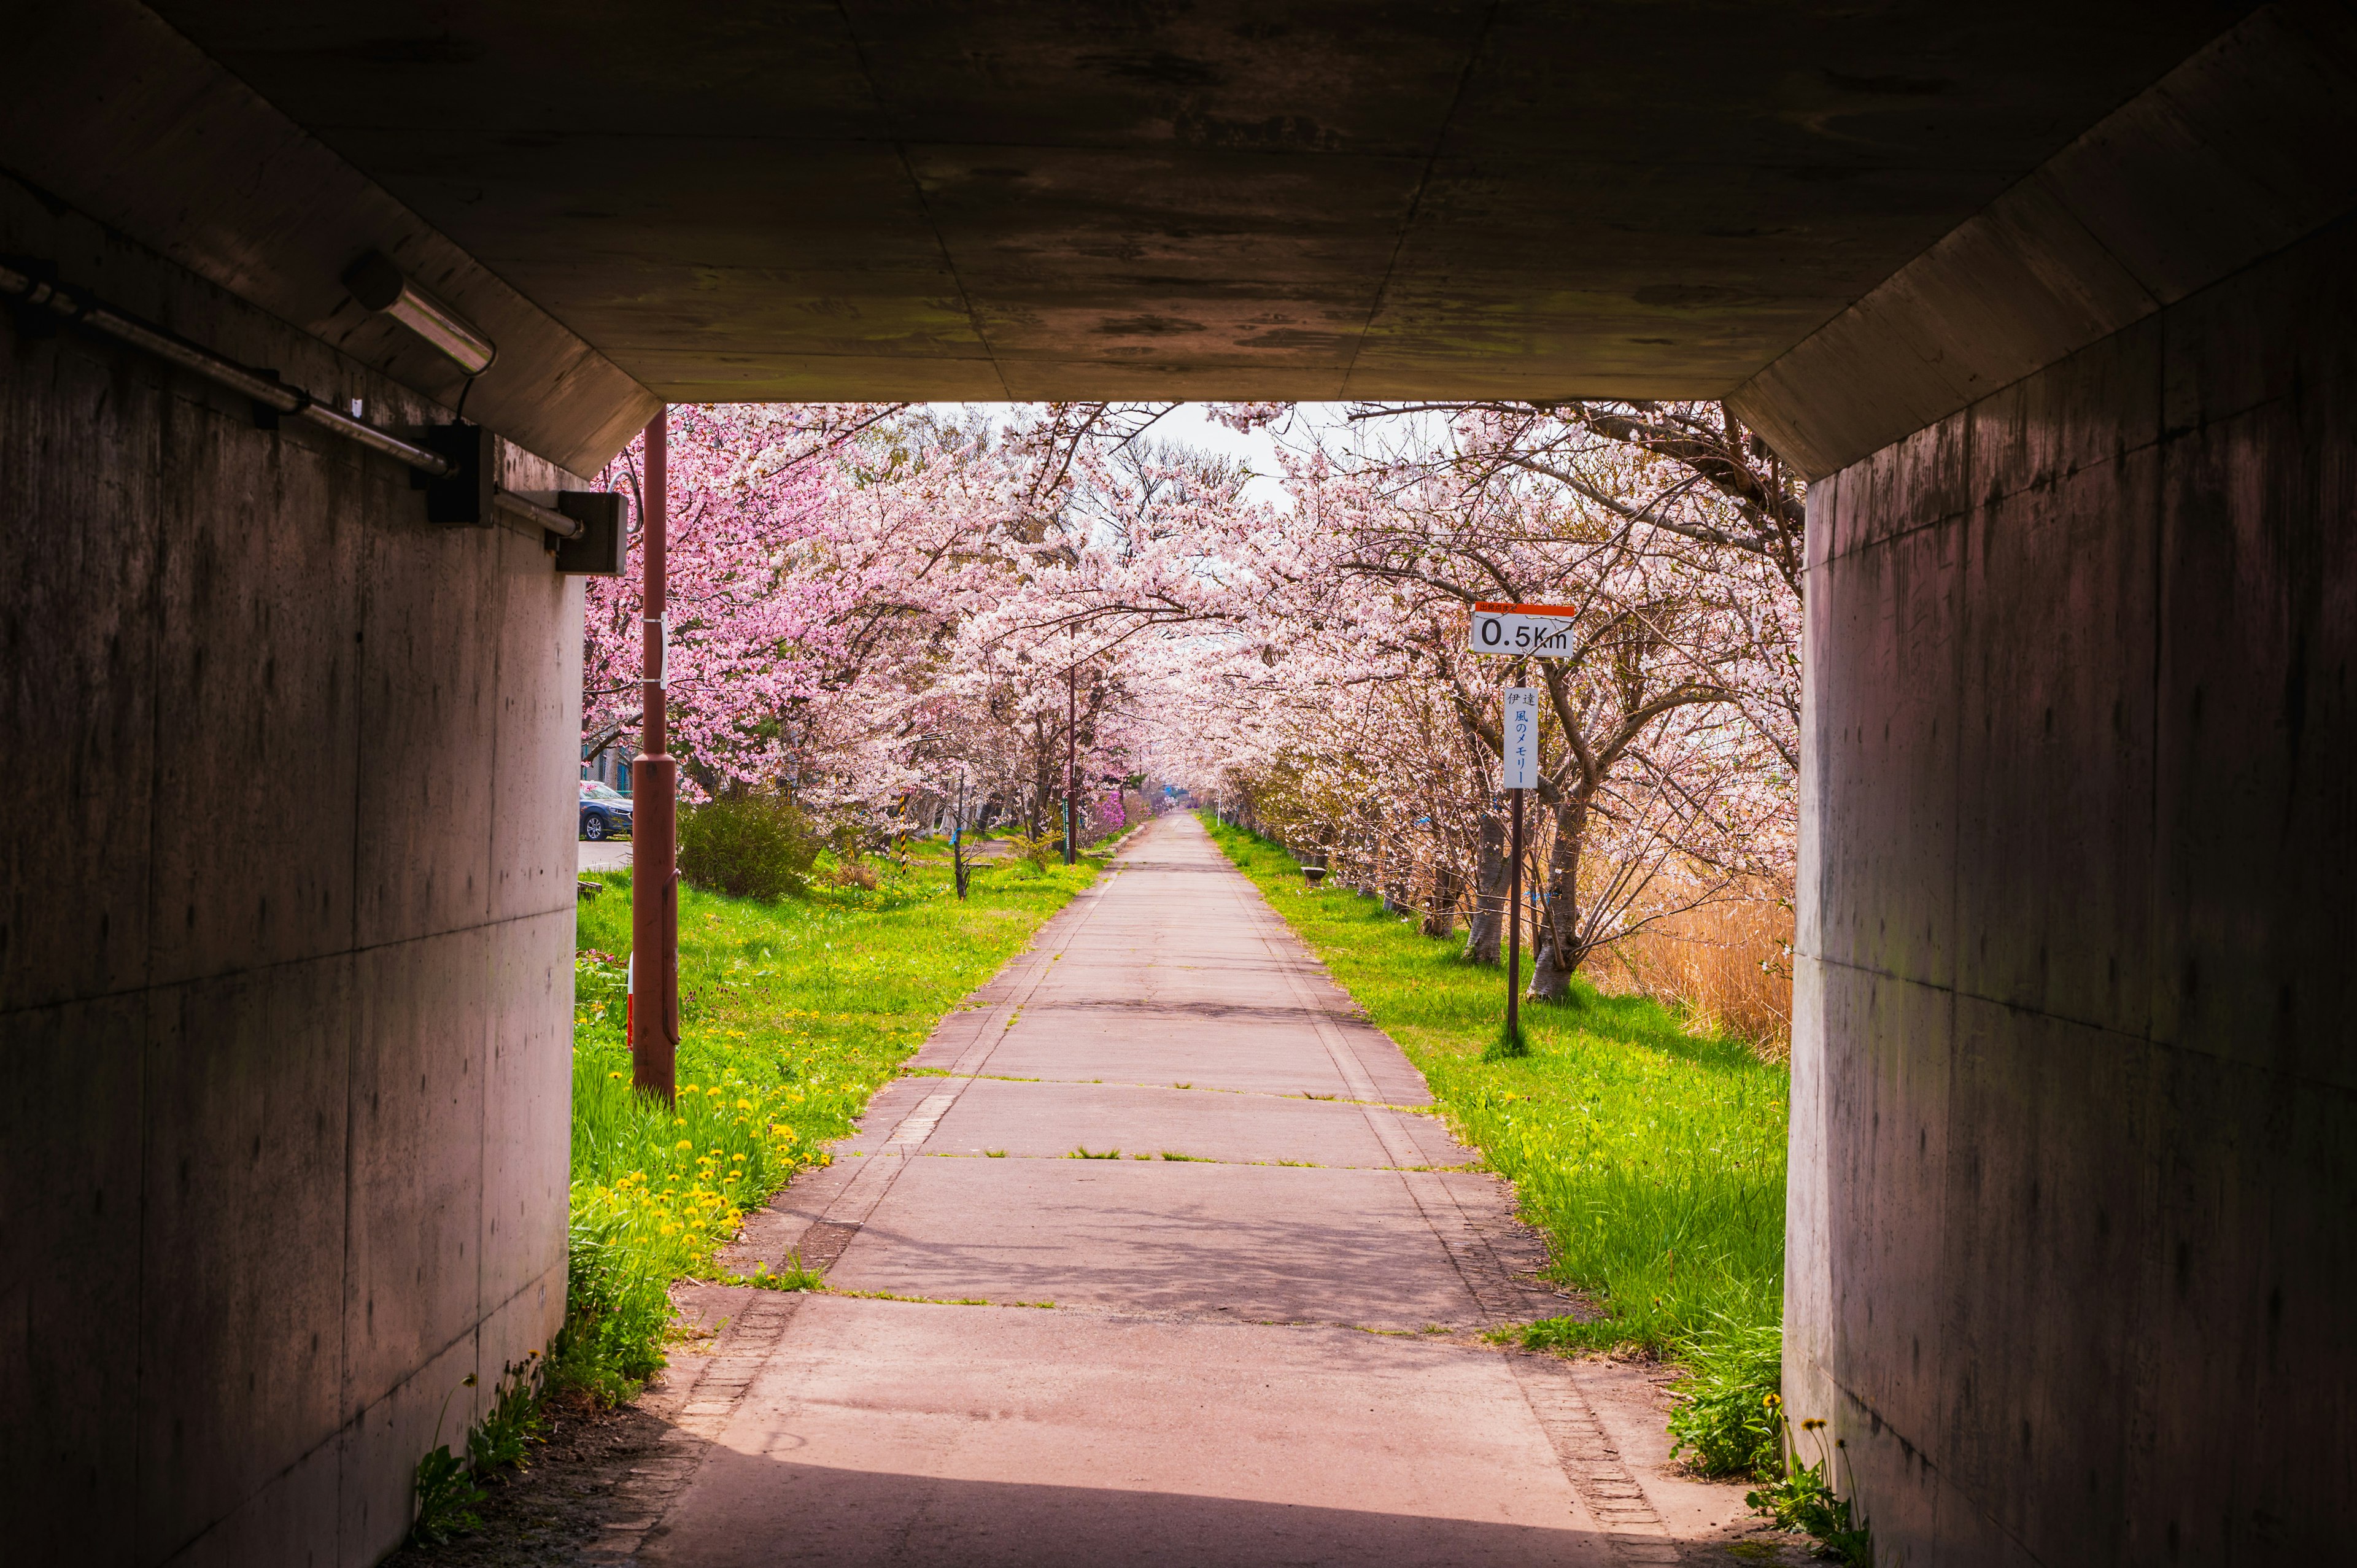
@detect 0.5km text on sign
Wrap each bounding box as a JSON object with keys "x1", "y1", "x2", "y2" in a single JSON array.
[{"x1": 1468, "y1": 600, "x2": 1580, "y2": 656}]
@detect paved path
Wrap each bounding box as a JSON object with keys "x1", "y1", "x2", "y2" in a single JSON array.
[{"x1": 618, "y1": 815, "x2": 1768, "y2": 1566}]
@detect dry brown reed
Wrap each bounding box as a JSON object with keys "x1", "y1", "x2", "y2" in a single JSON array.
[{"x1": 1589, "y1": 887, "x2": 1794, "y2": 1060}]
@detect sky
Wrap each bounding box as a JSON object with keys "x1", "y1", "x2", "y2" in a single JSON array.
[
  {"x1": 932, "y1": 402, "x2": 1350, "y2": 509},
  {"x1": 1140, "y1": 403, "x2": 1291, "y2": 505}
]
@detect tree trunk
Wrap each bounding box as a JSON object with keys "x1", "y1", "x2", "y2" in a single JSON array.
[
  {"x1": 1422, "y1": 857, "x2": 1460, "y2": 938},
  {"x1": 1384, "y1": 850, "x2": 1414, "y2": 917},
  {"x1": 1374, "y1": 835, "x2": 1404, "y2": 910},
  {"x1": 1527, "y1": 795, "x2": 1590, "y2": 999},
  {"x1": 1462, "y1": 811, "x2": 1507, "y2": 965}
]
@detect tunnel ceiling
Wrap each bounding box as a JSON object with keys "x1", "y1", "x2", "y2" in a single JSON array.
[{"x1": 148, "y1": 1, "x2": 2249, "y2": 404}]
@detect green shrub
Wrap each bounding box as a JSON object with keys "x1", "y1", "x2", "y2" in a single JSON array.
[
  {"x1": 1747, "y1": 1416, "x2": 1874, "y2": 1565},
  {"x1": 547, "y1": 1210, "x2": 673, "y2": 1405},
  {"x1": 1007, "y1": 829, "x2": 1062, "y2": 871},
  {"x1": 466, "y1": 1359, "x2": 546, "y2": 1472},
  {"x1": 1666, "y1": 1316, "x2": 1784, "y2": 1477},
  {"x1": 408, "y1": 1360, "x2": 542, "y2": 1547},
  {"x1": 678, "y1": 795, "x2": 820, "y2": 900},
  {"x1": 409, "y1": 1440, "x2": 486, "y2": 1545}
]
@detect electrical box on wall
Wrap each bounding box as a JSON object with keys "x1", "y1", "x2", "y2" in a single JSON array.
[
  {"x1": 554, "y1": 492, "x2": 626, "y2": 576},
  {"x1": 417, "y1": 422, "x2": 495, "y2": 525}
]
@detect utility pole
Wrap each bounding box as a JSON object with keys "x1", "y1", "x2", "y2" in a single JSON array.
[
  {"x1": 1064, "y1": 663, "x2": 1078, "y2": 865},
  {"x1": 631, "y1": 409, "x2": 679, "y2": 1103}
]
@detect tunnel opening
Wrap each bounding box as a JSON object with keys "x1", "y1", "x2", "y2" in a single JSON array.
[{"x1": 3, "y1": 4, "x2": 2351, "y2": 1563}]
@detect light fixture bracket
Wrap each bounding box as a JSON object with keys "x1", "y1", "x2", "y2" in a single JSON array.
[{"x1": 344, "y1": 251, "x2": 497, "y2": 376}]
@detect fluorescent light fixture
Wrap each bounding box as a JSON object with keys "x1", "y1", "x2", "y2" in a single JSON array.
[{"x1": 344, "y1": 252, "x2": 497, "y2": 376}]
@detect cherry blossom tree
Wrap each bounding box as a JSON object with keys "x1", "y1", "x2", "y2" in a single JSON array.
[
  {"x1": 1010, "y1": 406, "x2": 1800, "y2": 998},
  {"x1": 578, "y1": 399, "x2": 1797, "y2": 1009},
  {"x1": 586, "y1": 405, "x2": 1019, "y2": 812},
  {"x1": 585, "y1": 403, "x2": 1169, "y2": 846}
]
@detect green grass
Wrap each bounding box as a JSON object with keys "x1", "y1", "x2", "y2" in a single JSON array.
[
  {"x1": 1199, "y1": 816, "x2": 1789, "y2": 1472},
  {"x1": 557, "y1": 840, "x2": 1100, "y2": 1399}
]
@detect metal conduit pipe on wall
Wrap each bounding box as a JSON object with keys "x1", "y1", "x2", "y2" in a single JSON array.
[
  {"x1": 1, "y1": 257, "x2": 451, "y2": 474},
  {"x1": 0, "y1": 256, "x2": 592, "y2": 544}
]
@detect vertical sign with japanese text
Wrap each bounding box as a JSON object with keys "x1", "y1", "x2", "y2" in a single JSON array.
[{"x1": 1502, "y1": 687, "x2": 1541, "y2": 789}]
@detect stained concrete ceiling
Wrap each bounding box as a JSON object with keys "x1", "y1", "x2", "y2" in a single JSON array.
[{"x1": 148, "y1": 1, "x2": 2250, "y2": 404}]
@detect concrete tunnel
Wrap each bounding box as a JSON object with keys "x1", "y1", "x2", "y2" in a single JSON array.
[{"x1": 1, "y1": 2, "x2": 2350, "y2": 1562}]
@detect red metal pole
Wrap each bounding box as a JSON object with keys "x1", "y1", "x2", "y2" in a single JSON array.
[
  {"x1": 632, "y1": 410, "x2": 679, "y2": 1103},
  {"x1": 1064, "y1": 663, "x2": 1077, "y2": 865},
  {"x1": 1506, "y1": 787, "x2": 1523, "y2": 1043}
]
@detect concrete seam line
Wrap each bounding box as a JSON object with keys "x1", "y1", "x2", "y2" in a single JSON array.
[
  {"x1": 0, "y1": 900, "x2": 589, "y2": 1022},
  {"x1": 1230, "y1": 851, "x2": 1544, "y2": 1318},
  {"x1": 1228, "y1": 859, "x2": 1425, "y2": 1168}
]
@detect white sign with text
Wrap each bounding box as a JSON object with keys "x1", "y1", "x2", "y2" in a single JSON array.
[
  {"x1": 1502, "y1": 687, "x2": 1541, "y2": 789},
  {"x1": 1468, "y1": 600, "x2": 1579, "y2": 657}
]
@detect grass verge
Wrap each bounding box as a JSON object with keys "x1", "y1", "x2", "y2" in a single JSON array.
[
  {"x1": 407, "y1": 832, "x2": 1087, "y2": 1545},
  {"x1": 1198, "y1": 816, "x2": 1789, "y2": 1478},
  {"x1": 556, "y1": 839, "x2": 1099, "y2": 1402}
]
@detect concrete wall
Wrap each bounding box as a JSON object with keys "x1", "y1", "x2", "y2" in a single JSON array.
[
  {"x1": 1786, "y1": 207, "x2": 2356, "y2": 1562},
  {"x1": 0, "y1": 180, "x2": 584, "y2": 1565}
]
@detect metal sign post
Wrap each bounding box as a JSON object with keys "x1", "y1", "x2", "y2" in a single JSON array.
[
  {"x1": 1500, "y1": 687, "x2": 1541, "y2": 1043},
  {"x1": 1469, "y1": 600, "x2": 1576, "y2": 1049},
  {"x1": 1507, "y1": 789, "x2": 1523, "y2": 1040}
]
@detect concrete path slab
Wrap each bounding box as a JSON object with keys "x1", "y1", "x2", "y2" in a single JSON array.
[
  {"x1": 648, "y1": 1299, "x2": 1619, "y2": 1568},
  {"x1": 626, "y1": 814, "x2": 1771, "y2": 1567},
  {"x1": 825, "y1": 1158, "x2": 1487, "y2": 1327},
  {"x1": 970, "y1": 1016, "x2": 1377, "y2": 1099},
  {"x1": 921, "y1": 1076, "x2": 1414, "y2": 1166}
]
